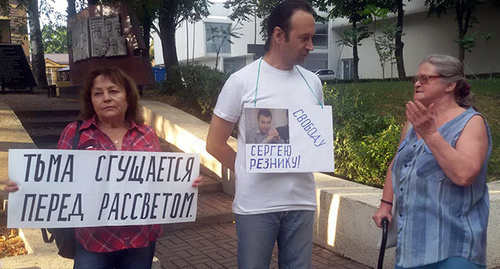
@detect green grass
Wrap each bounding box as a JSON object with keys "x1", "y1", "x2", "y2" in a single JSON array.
[{"x1": 329, "y1": 78, "x2": 500, "y2": 182}]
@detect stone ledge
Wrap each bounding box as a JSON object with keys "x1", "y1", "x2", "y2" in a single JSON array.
[
  {"x1": 140, "y1": 101, "x2": 500, "y2": 268},
  {"x1": 315, "y1": 167, "x2": 500, "y2": 268},
  {"x1": 141, "y1": 100, "x2": 238, "y2": 195}
]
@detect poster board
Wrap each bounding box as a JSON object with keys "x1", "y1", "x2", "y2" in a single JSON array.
[
  {"x1": 7, "y1": 149, "x2": 199, "y2": 228},
  {"x1": 244, "y1": 105, "x2": 334, "y2": 173}
]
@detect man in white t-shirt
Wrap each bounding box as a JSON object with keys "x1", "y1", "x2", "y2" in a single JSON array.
[{"x1": 206, "y1": 0, "x2": 323, "y2": 268}]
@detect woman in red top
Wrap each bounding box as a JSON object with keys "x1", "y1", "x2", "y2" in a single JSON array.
[{"x1": 5, "y1": 67, "x2": 202, "y2": 268}]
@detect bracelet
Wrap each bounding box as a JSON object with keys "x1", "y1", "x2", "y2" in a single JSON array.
[{"x1": 381, "y1": 199, "x2": 393, "y2": 206}]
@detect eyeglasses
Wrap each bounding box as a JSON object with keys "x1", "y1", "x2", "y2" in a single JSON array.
[{"x1": 412, "y1": 75, "x2": 443, "y2": 84}]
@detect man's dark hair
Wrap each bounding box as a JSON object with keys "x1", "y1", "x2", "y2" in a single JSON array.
[
  {"x1": 258, "y1": 109, "x2": 273, "y2": 119},
  {"x1": 264, "y1": 0, "x2": 315, "y2": 51}
]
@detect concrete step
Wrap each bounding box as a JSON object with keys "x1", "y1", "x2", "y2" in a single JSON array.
[
  {"x1": 34, "y1": 142, "x2": 59, "y2": 149},
  {"x1": 20, "y1": 116, "x2": 78, "y2": 129},
  {"x1": 25, "y1": 127, "x2": 63, "y2": 148},
  {"x1": 14, "y1": 109, "x2": 80, "y2": 119},
  {"x1": 198, "y1": 175, "x2": 222, "y2": 194}
]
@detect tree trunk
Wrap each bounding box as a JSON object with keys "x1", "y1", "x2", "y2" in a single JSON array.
[
  {"x1": 88, "y1": 0, "x2": 99, "y2": 6},
  {"x1": 186, "y1": 19, "x2": 189, "y2": 65},
  {"x1": 27, "y1": 0, "x2": 48, "y2": 89},
  {"x1": 192, "y1": 23, "x2": 196, "y2": 63},
  {"x1": 352, "y1": 20, "x2": 359, "y2": 83},
  {"x1": 395, "y1": 0, "x2": 406, "y2": 80},
  {"x1": 456, "y1": 2, "x2": 465, "y2": 63},
  {"x1": 67, "y1": 0, "x2": 75, "y2": 67},
  {"x1": 254, "y1": 0, "x2": 257, "y2": 44},
  {"x1": 141, "y1": 12, "x2": 152, "y2": 60},
  {"x1": 67, "y1": 0, "x2": 76, "y2": 16},
  {"x1": 158, "y1": 1, "x2": 179, "y2": 76}
]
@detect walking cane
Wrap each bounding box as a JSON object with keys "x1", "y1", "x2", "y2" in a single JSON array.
[{"x1": 377, "y1": 217, "x2": 389, "y2": 269}]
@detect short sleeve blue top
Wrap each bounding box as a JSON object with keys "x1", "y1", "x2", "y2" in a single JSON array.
[{"x1": 392, "y1": 108, "x2": 492, "y2": 268}]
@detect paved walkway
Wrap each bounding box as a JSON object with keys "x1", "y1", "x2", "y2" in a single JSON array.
[{"x1": 156, "y1": 222, "x2": 371, "y2": 269}]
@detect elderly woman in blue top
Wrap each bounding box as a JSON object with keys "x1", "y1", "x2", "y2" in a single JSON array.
[{"x1": 372, "y1": 54, "x2": 492, "y2": 269}]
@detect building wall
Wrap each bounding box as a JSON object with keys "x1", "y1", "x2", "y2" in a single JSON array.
[
  {"x1": 329, "y1": 0, "x2": 500, "y2": 79},
  {"x1": 153, "y1": 1, "x2": 264, "y2": 72},
  {"x1": 44, "y1": 59, "x2": 67, "y2": 85}
]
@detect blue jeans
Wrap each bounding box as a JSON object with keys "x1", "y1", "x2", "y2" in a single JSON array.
[
  {"x1": 394, "y1": 257, "x2": 485, "y2": 269},
  {"x1": 235, "y1": 210, "x2": 315, "y2": 269},
  {"x1": 73, "y1": 240, "x2": 156, "y2": 269}
]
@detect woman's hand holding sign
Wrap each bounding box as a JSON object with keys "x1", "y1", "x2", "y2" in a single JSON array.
[
  {"x1": 3, "y1": 179, "x2": 18, "y2": 193},
  {"x1": 191, "y1": 176, "x2": 203, "y2": 188}
]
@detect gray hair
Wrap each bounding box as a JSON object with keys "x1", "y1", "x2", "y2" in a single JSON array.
[{"x1": 421, "y1": 54, "x2": 474, "y2": 108}]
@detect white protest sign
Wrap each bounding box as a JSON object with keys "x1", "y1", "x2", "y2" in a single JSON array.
[
  {"x1": 7, "y1": 149, "x2": 199, "y2": 228},
  {"x1": 244, "y1": 105, "x2": 334, "y2": 173}
]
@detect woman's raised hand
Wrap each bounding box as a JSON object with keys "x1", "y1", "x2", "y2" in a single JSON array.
[{"x1": 406, "y1": 101, "x2": 438, "y2": 140}]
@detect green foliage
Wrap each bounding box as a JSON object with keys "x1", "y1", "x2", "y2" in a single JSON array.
[
  {"x1": 335, "y1": 26, "x2": 371, "y2": 48},
  {"x1": 456, "y1": 32, "x2": 476, "y2": 53},
  {"x1": 323, "y1": 85, "x2": 402, "y2": 187},
  {"x1": 482, "y1": 32, "x2": 493, "y2": 42},
  {"x1": 160, "y1": 64, "x2": 230, "y2": 117},
  {"x1": 41, "y1": 22, "x2": 68, "y2": 53},
  {"x1": 333, "y1": 79, "x2": 500, "y2": 183},
  {"x1": 374, "y1": 23, "x2": 401, "y2": 79}
]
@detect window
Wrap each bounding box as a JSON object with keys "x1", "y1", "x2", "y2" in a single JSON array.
[
  {"x1": 206, "y1": 22, "x2": 231, "y2": 54},
  {"x1": 313, "y1": 23, "x2": 328, "y2": 49},
  {"x1": 342, "y1": 58, "x2": 353, "y2": 80},
  {"x1": 303, "y1": 53, "x2": 328, "y2": 71}
]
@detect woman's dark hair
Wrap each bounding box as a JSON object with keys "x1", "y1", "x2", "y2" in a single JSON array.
[
  {"x1": 80, "y1": 67, "x2": 144, "y2": 124},
  {"x1": 421, "y1": 54, "x2": 474, "y2": 108},
  {"x1": 264, "y1": 0, "x2": 315, "y2": 51}
]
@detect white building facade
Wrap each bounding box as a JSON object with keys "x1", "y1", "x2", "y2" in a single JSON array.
[
  {"x1": 153, "y1": 1, "x2": 260, "y2": 73},
  {"x1": 153, "y1": 1, "x2": 332, "y2": 73},
  {"x1": 153, "y1": 0, "x2": 499, "y2": 78},
  {"x1": 330, "y1": 0, "x2": 500, "y2": 79}
]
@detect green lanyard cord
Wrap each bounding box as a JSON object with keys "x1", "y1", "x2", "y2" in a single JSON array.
[
  {"x1": 254, "y1": 57, "x2": 323, "y2": 108},
  {"x1": 254, "y1": 58, "x2": 263, "y2": 107},
  {"x1": 295, "y1": 65, "x2": 323, "y2": 108}
]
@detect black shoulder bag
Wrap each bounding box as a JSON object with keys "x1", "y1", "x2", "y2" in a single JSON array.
[{"x1": 41, "y1": 120, "x2": 82, "y2": 259}]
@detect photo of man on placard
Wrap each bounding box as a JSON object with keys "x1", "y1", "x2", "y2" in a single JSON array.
[{"x1": 245, "y1": 108, "x2": 289, "y2": 144}]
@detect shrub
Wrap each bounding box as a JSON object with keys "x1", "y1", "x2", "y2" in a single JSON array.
[
  {"x1": 324, "y1": 85, "x2": 402, "y2": 187},
  {"x1": 159, "y1": 64, "x2": 230, "y2": 118}
]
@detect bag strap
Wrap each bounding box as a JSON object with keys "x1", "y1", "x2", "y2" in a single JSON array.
[
  {"x1": 41, "y1": 120, "x2": 83, "y2": 243},
  {"x1": 41, "y1": 228, "x2": 54, "y2": 243},
  {"x1": 72, "y1": 120, "x2": 83, "y2": 150}
]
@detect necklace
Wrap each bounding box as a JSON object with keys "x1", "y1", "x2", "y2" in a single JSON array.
[{"x1": 98, "y1": 123, "x2": 126, "y2": 145}]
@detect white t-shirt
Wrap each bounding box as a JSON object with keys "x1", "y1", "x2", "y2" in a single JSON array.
[{"x1": 214, "y1": 58, "x2": 324, "y2": 215}]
